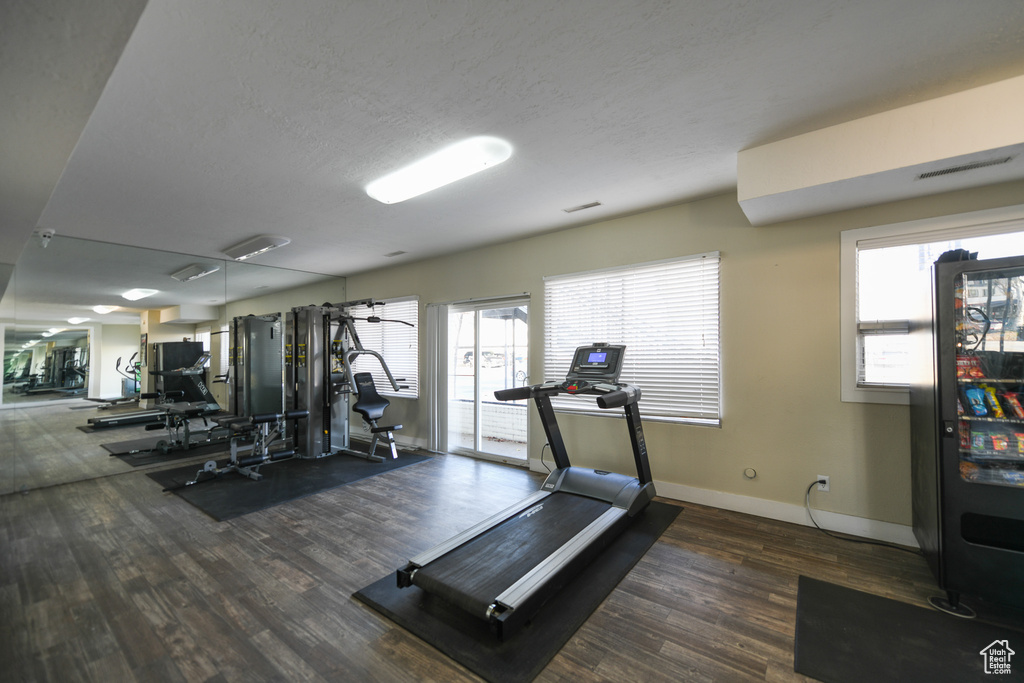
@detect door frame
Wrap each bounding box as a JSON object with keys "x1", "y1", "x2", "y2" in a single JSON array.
[{"x1": 427, "y1": 294, "x2": 530, "y2": 466}]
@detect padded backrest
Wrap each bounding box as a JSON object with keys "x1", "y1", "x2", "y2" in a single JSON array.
[{"x1": 352, "y1": 372, "x2": 389, "y2": 422}]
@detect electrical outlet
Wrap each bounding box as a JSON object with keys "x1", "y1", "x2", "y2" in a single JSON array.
[{"x1": 817, "y1": 475, "x2": 830, "y2": 492}]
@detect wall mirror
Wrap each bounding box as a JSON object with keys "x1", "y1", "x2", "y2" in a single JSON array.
[{"x1": 1, "y1": 235, "x2": 342, "y2": 494}]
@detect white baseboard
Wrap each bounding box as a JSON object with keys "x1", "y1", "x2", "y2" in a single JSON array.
[{"x1": 651, "y1": 479, "x2": 919, "y2": 548}]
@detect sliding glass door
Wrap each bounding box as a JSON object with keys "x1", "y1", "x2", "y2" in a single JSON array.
[{"x1": 446, "y1": 299, "x2": 529, "y2": 462}]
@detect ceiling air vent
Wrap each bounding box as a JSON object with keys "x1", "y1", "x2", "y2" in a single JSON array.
[
  {"x1": 563, "y1": 201, "x2": 602, "y2": 213},
  {"x1": 917, "y1": 157, "x2": 1013, "y2": 180}
]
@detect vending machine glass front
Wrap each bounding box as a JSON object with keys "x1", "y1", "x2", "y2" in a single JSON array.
[{"x1": 955, "y1": 268, "x2": 1024, "y2": 488}]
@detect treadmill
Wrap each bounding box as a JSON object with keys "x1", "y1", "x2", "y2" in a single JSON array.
[
  {"x1": 86, "y1": 343, "x2": 216, "y2": 429},
  {"x1": 397, "y1": 343, "x2": 655, "y2": 639}
]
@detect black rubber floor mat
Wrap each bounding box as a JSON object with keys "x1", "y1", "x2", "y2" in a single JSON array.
[
  {"x1": 148, "y1": 448, "x2": 432, "y2": 521},
  {"x1": 353, "y1": 501, "x2": 680, "y2": 683},
  {"x1": 106, "y1": 435, "x2": 229, "y2": 466},
  {"x1": 795, "y1": 575, "x2": 1024, "y2": 682}
]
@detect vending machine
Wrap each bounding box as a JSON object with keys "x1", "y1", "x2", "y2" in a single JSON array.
[{"x1": 910, "y1": 251, "x2": 1024, "y2": 614}]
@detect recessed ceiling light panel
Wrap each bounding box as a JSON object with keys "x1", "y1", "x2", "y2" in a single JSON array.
[
  {"x1": 171, "y1": 263, "x2": 221, "y2": 282},
  {"x1": 563, "y1": 201, "x2": 602, "y2": 213},
  {"x1": 67, "y1": 317, "x2": 90, "y2": 324},
  {"x1": 92, "y1": 305, "x2": 118, "y2": 314},
  {"x1": 223, "y1": 235, "x2": 291, "y2": 261},
  {"x1": 121, "y1": 288, "x2": 158, "y2": 301},
  {"x1": 366, "y1": 136, "x2": 513, "y2": 204}
]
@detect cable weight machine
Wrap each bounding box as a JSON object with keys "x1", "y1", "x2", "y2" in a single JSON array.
[
  {"x1": 286, "y1": 300, "x2": 407, "y2": 462},
  {"x1": 162, "y1": 300, "x2": 409, "y2": 491}
]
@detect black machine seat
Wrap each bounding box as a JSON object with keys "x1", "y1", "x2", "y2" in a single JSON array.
[
  {"x1": 351, "y1": 373, "x2": 402, "y2": 460},
  {"x1": 352, "y1": 373, "x2": 390, "y2": 422}
]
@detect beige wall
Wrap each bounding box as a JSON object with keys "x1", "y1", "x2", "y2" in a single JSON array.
[
  {"x1": 346, "y1": 179, "x2": 1024, "y2": 528},
  {"x1": 221, "y1": 277, "x2": 346, "y2": 322},
  {"x1": 96, "y1": 323, "x2": 142, "y2": 398}
]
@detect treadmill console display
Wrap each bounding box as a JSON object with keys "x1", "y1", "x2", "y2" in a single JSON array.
[{"x1": 565, "y1": 344, "x2": 625, "y2": 384}]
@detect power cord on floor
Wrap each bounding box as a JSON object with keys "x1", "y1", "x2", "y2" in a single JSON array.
[{"x1": 804, "y1": 480, "x2": 921, "y2": 555}]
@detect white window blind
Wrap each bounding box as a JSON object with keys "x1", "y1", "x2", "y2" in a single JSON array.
[
  {"x1": 218, "y1": 325, "x2": 229, "y2": 378},
  {"x1": 544, "y1": 253, "x2": 720, "y2": 425},
  {"x1": 350, "y1": 297, "x2": 419, "y2": 398}
]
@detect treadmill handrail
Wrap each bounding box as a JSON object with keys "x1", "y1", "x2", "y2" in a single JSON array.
[
  {"x1": 492, "y1": 506, "x2": 627, "y2": 613},
  {"x1": 151, "y1": 351, "x2": 212, "y2": 375},
  {"x1": 494, "y1": 380, "x2": 640, "y2": 406}
]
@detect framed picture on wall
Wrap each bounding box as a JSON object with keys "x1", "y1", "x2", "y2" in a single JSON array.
[{"x1": 139, "y1": 333, "x2": 148, "y2": 367}]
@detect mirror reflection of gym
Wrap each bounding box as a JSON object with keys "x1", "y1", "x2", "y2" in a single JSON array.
[{"x1": 0, "y1": 234, "x2": 343, "y2": 494}]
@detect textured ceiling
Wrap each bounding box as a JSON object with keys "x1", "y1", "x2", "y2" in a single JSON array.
[{"x1": 4, "y1": 0, "x2": 1024, "y2": 326}]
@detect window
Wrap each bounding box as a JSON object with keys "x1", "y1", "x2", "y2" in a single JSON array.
[
  {"x1": 350, "y1": 297, "x2": 419, "y2": 398},
  {"x1": 218, "y1": 325, "x2": 229, "y2": 378},
  {"x1": 195, "y1": 327, "x2": 211, "y2": 352},
  {"x1": 841, "y1": 204, "x2": 1024, "y2": 404},
  {"x1": 544, "y1": 253, "x2": 720, "y2": 425}
]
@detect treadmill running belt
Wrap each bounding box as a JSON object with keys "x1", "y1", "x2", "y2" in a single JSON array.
[{"x1": 412, "y1": 492, "x2": 611, "y2": 618}]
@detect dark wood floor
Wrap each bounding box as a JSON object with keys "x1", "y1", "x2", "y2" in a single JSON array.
[{"x1": 1, "y1": 401, "x2": 943, "y2": 682}]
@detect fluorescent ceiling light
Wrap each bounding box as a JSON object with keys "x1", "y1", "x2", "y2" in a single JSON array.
[
  {"x1": 92, "y1": 305, "x2": 118, "y2": 314},
  {"x1": 366, "y1": 136, "x2": 513, "y2": 204},
  {"x1": 42, "y1": 328, "x2": 63, "y2": 337},
  {"x1": 122, "y1": 288, "x2": 158, "y2": 301},
  {"x1": 223, "y1": 235, "x2": 290, "y2": 261},
  {"x1": 171, "y1": 263, "x2": 221, "y2": 282},
  {"x1": 67, "y1": 317, "x2": 90, "y2": 324}
]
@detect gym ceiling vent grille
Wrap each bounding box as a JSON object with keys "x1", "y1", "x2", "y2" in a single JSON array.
[
  {"x1": 563, "y1": 201, "x2": 602, "y2": 213},
  {"x1": 917, "y1": 156, "x2": 1013, "y2": 180}
]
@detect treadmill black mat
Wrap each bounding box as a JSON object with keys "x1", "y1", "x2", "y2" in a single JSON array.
[
  {"x1": 795, "y1": 575, "x2": 1024, "y2": 683},
  {"x1": 77, "y1": 411, "x2": 162, "y2": 432},
  {"x1": 147, "y1": 448, "x2": 432, "y2": 521},
  {"x1": 413, "y1": 492, "x2": 611, "y2": 617},
  {"x1": 354, "y1": 501, "x2": 680, "y2": 683},
  {"x1": 78, "y1": 422, "x2": 134, "y2": 433}
]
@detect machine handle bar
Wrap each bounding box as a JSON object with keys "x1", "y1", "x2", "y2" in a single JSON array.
[
  {"x1": 250, "y1": 409, "x2": 309, "y2": 425},
  {"x1": 597, "y1": 386, "x2": 641, "y2": 409},
  {"x1": 494, "y1": 386, "x2": 532, "y2": 401}
]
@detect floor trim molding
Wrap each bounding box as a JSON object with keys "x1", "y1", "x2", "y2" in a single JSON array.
[{"x1": 652, "y1": 480, "x2": 918, "y2": 548}]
